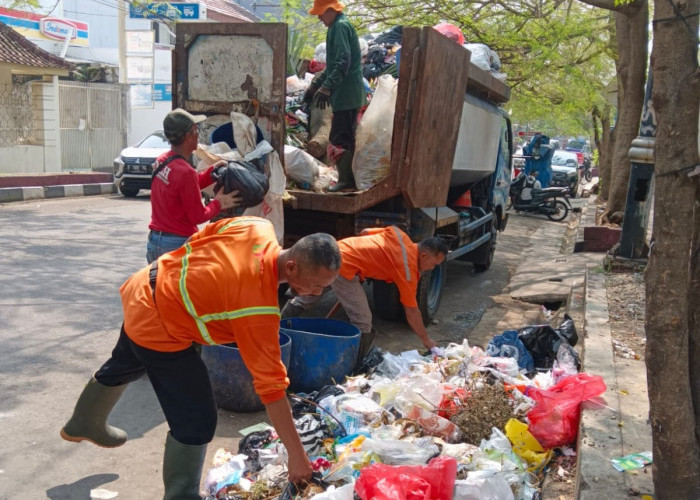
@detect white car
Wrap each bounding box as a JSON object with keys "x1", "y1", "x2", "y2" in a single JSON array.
[
  {"x1": 550, "y1": 150, "x2": 580, "y2": 196},
  {"x1": 113, "y1": 131, "x2": 170, "y2": 197}
]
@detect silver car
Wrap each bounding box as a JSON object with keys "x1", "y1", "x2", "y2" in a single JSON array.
[{"x1": 113, "y1": 131, "x2": 170, "y2": 197}]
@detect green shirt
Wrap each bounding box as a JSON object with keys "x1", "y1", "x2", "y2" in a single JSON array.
[{"x1": 315, "y1": 13, "x2": 366, "y2": 112}]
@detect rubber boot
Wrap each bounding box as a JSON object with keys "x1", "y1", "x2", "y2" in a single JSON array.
[
  {"x1": 327, "y1": 151, "x2": 356, "y2": 192},
  {"x1": 280, "y1": 300, "x2": 305, "y2": 319},
  {"x1": 60, "y1": 377, "x2": 128, "y2": 448},
  {"x1": 358, "y1": 328, "x2": 377, "y2": 361},
  {"x1": 163, "y1": 433, "x2": 207, "y2": 500}
]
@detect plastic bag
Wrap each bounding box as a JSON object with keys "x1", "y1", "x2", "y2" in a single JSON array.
[
  {"x1": 404, "y1": 405, "x2": 461, "y2": 442},
  {"x1": 453, "y1": 471, "x2": 515, "y2": 500},
  {"x1": 309, "y1": 483, "x2": 355, "y2": 500},
  {"x1": 518, "y1": 314, "x2": 579, "y2": 370},
  {"x1": 486, "y1": 330, "x2": 534, "y2": 373},
  {"x1": 504, "y1": 419, "x2": 550, "y2": 470},
  {"x1": 212, "y1": 160, "x2": 269, "y2": 207},
  {"x1": 432, "y1": 23, "x2": 465, "y2": 44},
  {"x1": 352, "y1": 75, "x2": 398, "y2": 190},
  {"x1": 355, "y1": 455, "x2": 458, "y2": 500},
  {"x1": 527, "y1": 373, "x2": 607, "y2": 448},
  {"x1": 284, "y1": 145, "x2": 321, "y2": 186},
  {"x1": 360, "y1": 438, "x2": 439, "y2": 465},
  {"x1": 243, "y1": 150, "x2": 285, "y2": 244},
  {"x1": 230, "y1": 111, "x2": 257, "y2": 156}
]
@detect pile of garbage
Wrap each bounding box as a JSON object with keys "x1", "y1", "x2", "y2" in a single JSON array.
[{"x1": 203, "y1": 316, "x2": 607, "y2": 500}]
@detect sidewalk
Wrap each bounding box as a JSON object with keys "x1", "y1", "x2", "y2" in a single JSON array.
[{"x1": 0, "y1": 172, "x2": 115, "y2": 203}]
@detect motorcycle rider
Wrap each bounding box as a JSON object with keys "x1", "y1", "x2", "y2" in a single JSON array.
[{"x1": 519, "y1": 170, "x2": 541, "y2": 203}]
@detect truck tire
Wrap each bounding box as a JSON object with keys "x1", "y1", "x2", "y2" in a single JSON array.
[
  {"x1": 416, "y1": 261, "x2": 446, "y2": 324},
  {"x1": 456, "y1": 212, "x2": 497, "y2": 272},
  {"x1": 372, "y1": 279, "x2": 403, "y2": 321}
]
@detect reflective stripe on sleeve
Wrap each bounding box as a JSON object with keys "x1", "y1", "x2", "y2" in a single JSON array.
[{"x1": 391, "y1": 226, "x2": 411, "y2": 282}]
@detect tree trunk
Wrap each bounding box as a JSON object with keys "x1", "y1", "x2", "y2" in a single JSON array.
[
  {"x1": 593, "y1": 103, "x2": 613, "y2": 197},
  {"x1": 646, "y1": 0, "x2": 700, "y2": 494},
  {"x1": 605, "y1": 5, "x2": 647, "y2": 218}
]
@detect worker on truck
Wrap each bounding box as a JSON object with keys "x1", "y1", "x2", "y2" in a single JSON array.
[
  {"x1": 304, "y1": 0, "x2": 366, "y2": 192},
  {"x1": 281, "y1": 226, "x2": 449, "y2": 355},
  {"x1": 60, "y1": 217, "x2": 341, "y2": 497}
]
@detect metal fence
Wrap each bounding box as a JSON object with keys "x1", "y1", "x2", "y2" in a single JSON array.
[
  {"x1": 59, "y1": 81, "x2": 126, "y2": 171},
  {"x1": 0, "y1": 83, "x2": 36, "y2": 147}
]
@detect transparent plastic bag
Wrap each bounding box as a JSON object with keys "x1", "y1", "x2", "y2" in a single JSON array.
[
  {"x1": 360, "y1": 438, "x2": 440, "y2": 465},
  {"x1": 352, "y1": 75, "x2": 398, "y2": 189}
]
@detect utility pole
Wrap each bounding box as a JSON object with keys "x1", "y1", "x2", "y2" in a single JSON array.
[{"x1": 118, "y1": 0, "x2": 127, "y2": 83}]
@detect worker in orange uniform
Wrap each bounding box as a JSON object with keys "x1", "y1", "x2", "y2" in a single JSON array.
[
  {"x1": 60, "y1": 217, "x2": 341, "y2": 498},
  {"x1": 281, "y1": 226, "x2": 449, "y2": 355}
]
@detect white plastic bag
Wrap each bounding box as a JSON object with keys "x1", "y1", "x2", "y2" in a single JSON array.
[
  {"x1": 309, "y1": 483, "x2": 355, "y2": 500},
  {"x1": 352, "y1": 75, "x2": 398, "y2": 190},
  {"x1": 230, "y1": 111, "x2": 257, "y2": 155},
  {"x1": 453, "y1": 472, "x2": 515, "y2": 500},
  {"x1": 284, "y1": 145, "x2": 321, "y2": 186},
  {"x1": 243, "y1": 150, "x2": 285, "y2": 244}
]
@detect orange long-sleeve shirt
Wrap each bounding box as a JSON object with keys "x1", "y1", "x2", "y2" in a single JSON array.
[
  {"x1": 338, "y1": 226, "x2": 420, "y2": 308},
  {"x1": 120, "y1": 216, "x2": 287, "y2": 404}
]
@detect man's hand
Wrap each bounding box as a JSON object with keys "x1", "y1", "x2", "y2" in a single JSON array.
[
  {"x1": 288, "y1": 456, "x2": 314, "y2": 484},
  {"x1": 404, "y1": 306, "x2": 437, "y2": 350},
  {"x1": 215, "y1": 189, "x2": 242, "y2": 210},
  {"x1": 303, "y1": 83, "x2": 320, "y2": 105},
  {"x1": 315, "y1": 87, "x2": 331, "y2": 109}
]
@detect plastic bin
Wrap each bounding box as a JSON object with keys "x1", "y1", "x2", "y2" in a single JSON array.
[
  {"x1": 280, "y1": 318, "x2": 361, "y2": 394},
  {"x1": 201, "y1": 332, "x2": 292, "y2": 412}
]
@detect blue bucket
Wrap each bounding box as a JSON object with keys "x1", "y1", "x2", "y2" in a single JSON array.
[
  {"x1": 201, "y1": 332, "x2": 292, "y2": 412},
  {"x1": 280, "y1": 318, "x2": 361, "y2": 394}
]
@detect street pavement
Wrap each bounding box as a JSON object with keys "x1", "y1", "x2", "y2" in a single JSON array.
[{"x1": 0, "y1": 186, "x2": 652, "y2": 499}]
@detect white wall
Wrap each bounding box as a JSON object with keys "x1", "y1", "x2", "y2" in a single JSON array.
[
  {"x1": 129, "y1": 100, "x2": 171, "y2": 146},
  {"x1": 0, "y1": 146, "x2": 45, "y2": 173}
]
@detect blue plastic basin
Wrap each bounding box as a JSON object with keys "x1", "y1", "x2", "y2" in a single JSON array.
[
  {"x1": 279, "y1": 318, "x2": 361, "y2": 394},
  {"x1": 201, "y1": 332, "x2": 292, "y2": 412}
]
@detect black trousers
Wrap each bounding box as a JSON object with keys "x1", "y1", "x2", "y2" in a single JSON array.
[
  {"x1": 329, "y1": 108, "x2": 359, "y2": 152},
  {"x1": 94, "y1": 326, "x2": 217, "y2": 446}
]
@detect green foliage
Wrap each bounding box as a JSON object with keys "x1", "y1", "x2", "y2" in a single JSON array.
[
  {"x1": 0, "y1": 0, "x2": 40, "y2": 8},
  {"x1": 345, "y1": 0, "x2": 616, "y2": 136},
  {"x1": 264, "y1": 0, "x2": 326, "y2": 62}
]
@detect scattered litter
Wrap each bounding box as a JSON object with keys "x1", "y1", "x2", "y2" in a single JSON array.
[{"x1": 611, "y1": 451, "x2": 653, "y2": 472}]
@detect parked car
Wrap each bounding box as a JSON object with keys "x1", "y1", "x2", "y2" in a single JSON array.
[
  {"x1": 512, "y1": 145, "x2": 525, "y2": 177},
  {"x1": 550, "y1": 150, "x2": 579, "y2": 196},
  {"x1": 565, "y1": 139, "x2": 592, "y2": 170},
  {"x1": 113, "y1": 131, "x2": 170, "y2": 197}
]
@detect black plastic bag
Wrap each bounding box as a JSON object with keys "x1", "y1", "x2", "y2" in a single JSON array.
[
  {"x1": 352, "y1": 346, "x2": 385, "y2": 376},
  {"x1": 238, "y1": 429, "x2": 273, "y2": 472},
  {"x1": 518, "y1": 314, "x2": 579, "y2": 370},
  {"x1": 212, "y1": 160, "x2": 269, "y2": 208}
]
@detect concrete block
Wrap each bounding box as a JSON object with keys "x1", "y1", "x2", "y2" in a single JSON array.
[
  {"x1": 44, "y1": 185, "x2": 64, "y2": 198},
  {"x1": 63, "y1": 184, "x2": 84, "y2": 197},
  {"x1": 23, "y1": 187, "x2": 44, "y2": 200},
  {"x1": 0, "y1": 188, "x2": 24, "y2": 203},
  {"x1": 583, "y1": 226, "x2": 621, "y2": 252}
]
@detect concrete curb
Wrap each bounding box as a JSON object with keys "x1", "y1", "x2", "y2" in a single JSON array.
[
  {"x1": 0, "y1": 183, "x2": 116, "y2": 203},
  {"x1": 575, "y1": 196, "x2": 654, "y2": 499}
]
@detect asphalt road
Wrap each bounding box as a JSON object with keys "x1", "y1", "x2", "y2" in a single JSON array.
[{"x1": 0, "y1": 193, "x2": 548, "y2": 500}]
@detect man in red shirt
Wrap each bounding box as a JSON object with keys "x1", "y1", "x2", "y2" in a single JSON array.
[
  {"x1": 60, "y1": 217, "x2": 341, "y2": 498},
  {"x1": 147, "y1": 108, "x2": 242, "y2": 263},
  {"x1": 282, "y1": 226, "x2": 448, "y2": 354}
]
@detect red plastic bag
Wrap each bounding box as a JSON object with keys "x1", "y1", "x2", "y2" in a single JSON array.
[
  {"x1": 526, "y1": 373, "x2": 606, "y2": 448},
  {"x1": 355, "y1": 455, "x2": 457, "y2": 500},
  {"x1": 432, "y1": 23, "x2": 465, "y2": 45}
]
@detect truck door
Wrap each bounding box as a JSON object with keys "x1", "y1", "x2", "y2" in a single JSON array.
[{"x1": 172, "y1": 23, "x2": 287, "y2": 158}]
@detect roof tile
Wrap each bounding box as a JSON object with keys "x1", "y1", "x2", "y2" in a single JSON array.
[{"x1": 0, "y1": 21, "x2": 72, "y2": 70}]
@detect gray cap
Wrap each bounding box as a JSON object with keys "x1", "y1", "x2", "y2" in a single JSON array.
[{"x1": 163, "y1": 108, "x2": 207, "y2": 142}]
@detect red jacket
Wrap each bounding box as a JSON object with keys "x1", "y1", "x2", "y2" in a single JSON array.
[{"x1": 148, "y1": 151, "x2": 221, "y2": 237}]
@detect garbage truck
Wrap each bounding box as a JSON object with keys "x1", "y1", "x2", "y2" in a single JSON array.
[{"x1": 173, "y1": 23, "x2": 514, "y2": 324}]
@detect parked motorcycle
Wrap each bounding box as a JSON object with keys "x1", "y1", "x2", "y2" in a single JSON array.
[
  {"x1": 509, "y1": 173, "x2": 570, "y2": 222},
  {"x1": 579, "y1": 163, "x2": 593, "y2": 182}
]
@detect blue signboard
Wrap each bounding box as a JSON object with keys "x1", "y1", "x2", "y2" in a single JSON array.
[
  {"x1": 153, "y1": 83, "x2": 172, "y2": 101},
  {"x1": 129, "y1": 3, "x2": 201, "y2": 20}
]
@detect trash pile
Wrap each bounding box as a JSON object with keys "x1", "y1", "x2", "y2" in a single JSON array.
[{"x1": 203, "y1": 315, "x2": 607, "y2": 500}]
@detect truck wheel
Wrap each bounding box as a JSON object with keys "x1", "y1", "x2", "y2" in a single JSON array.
[
  {"x1": 372, "y1": 280, "x2": 403, "y2": 321},
  {"x1": 417, "y1": 261, "x2": 446, "y2": 324},
  {"x1": 119, "y1": 186, "x2": 139, "y2": 197}
]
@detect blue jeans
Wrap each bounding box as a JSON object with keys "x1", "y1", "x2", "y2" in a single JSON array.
[{"x1": 146, "y1": 231, "x2": 188, "y2": 263}]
